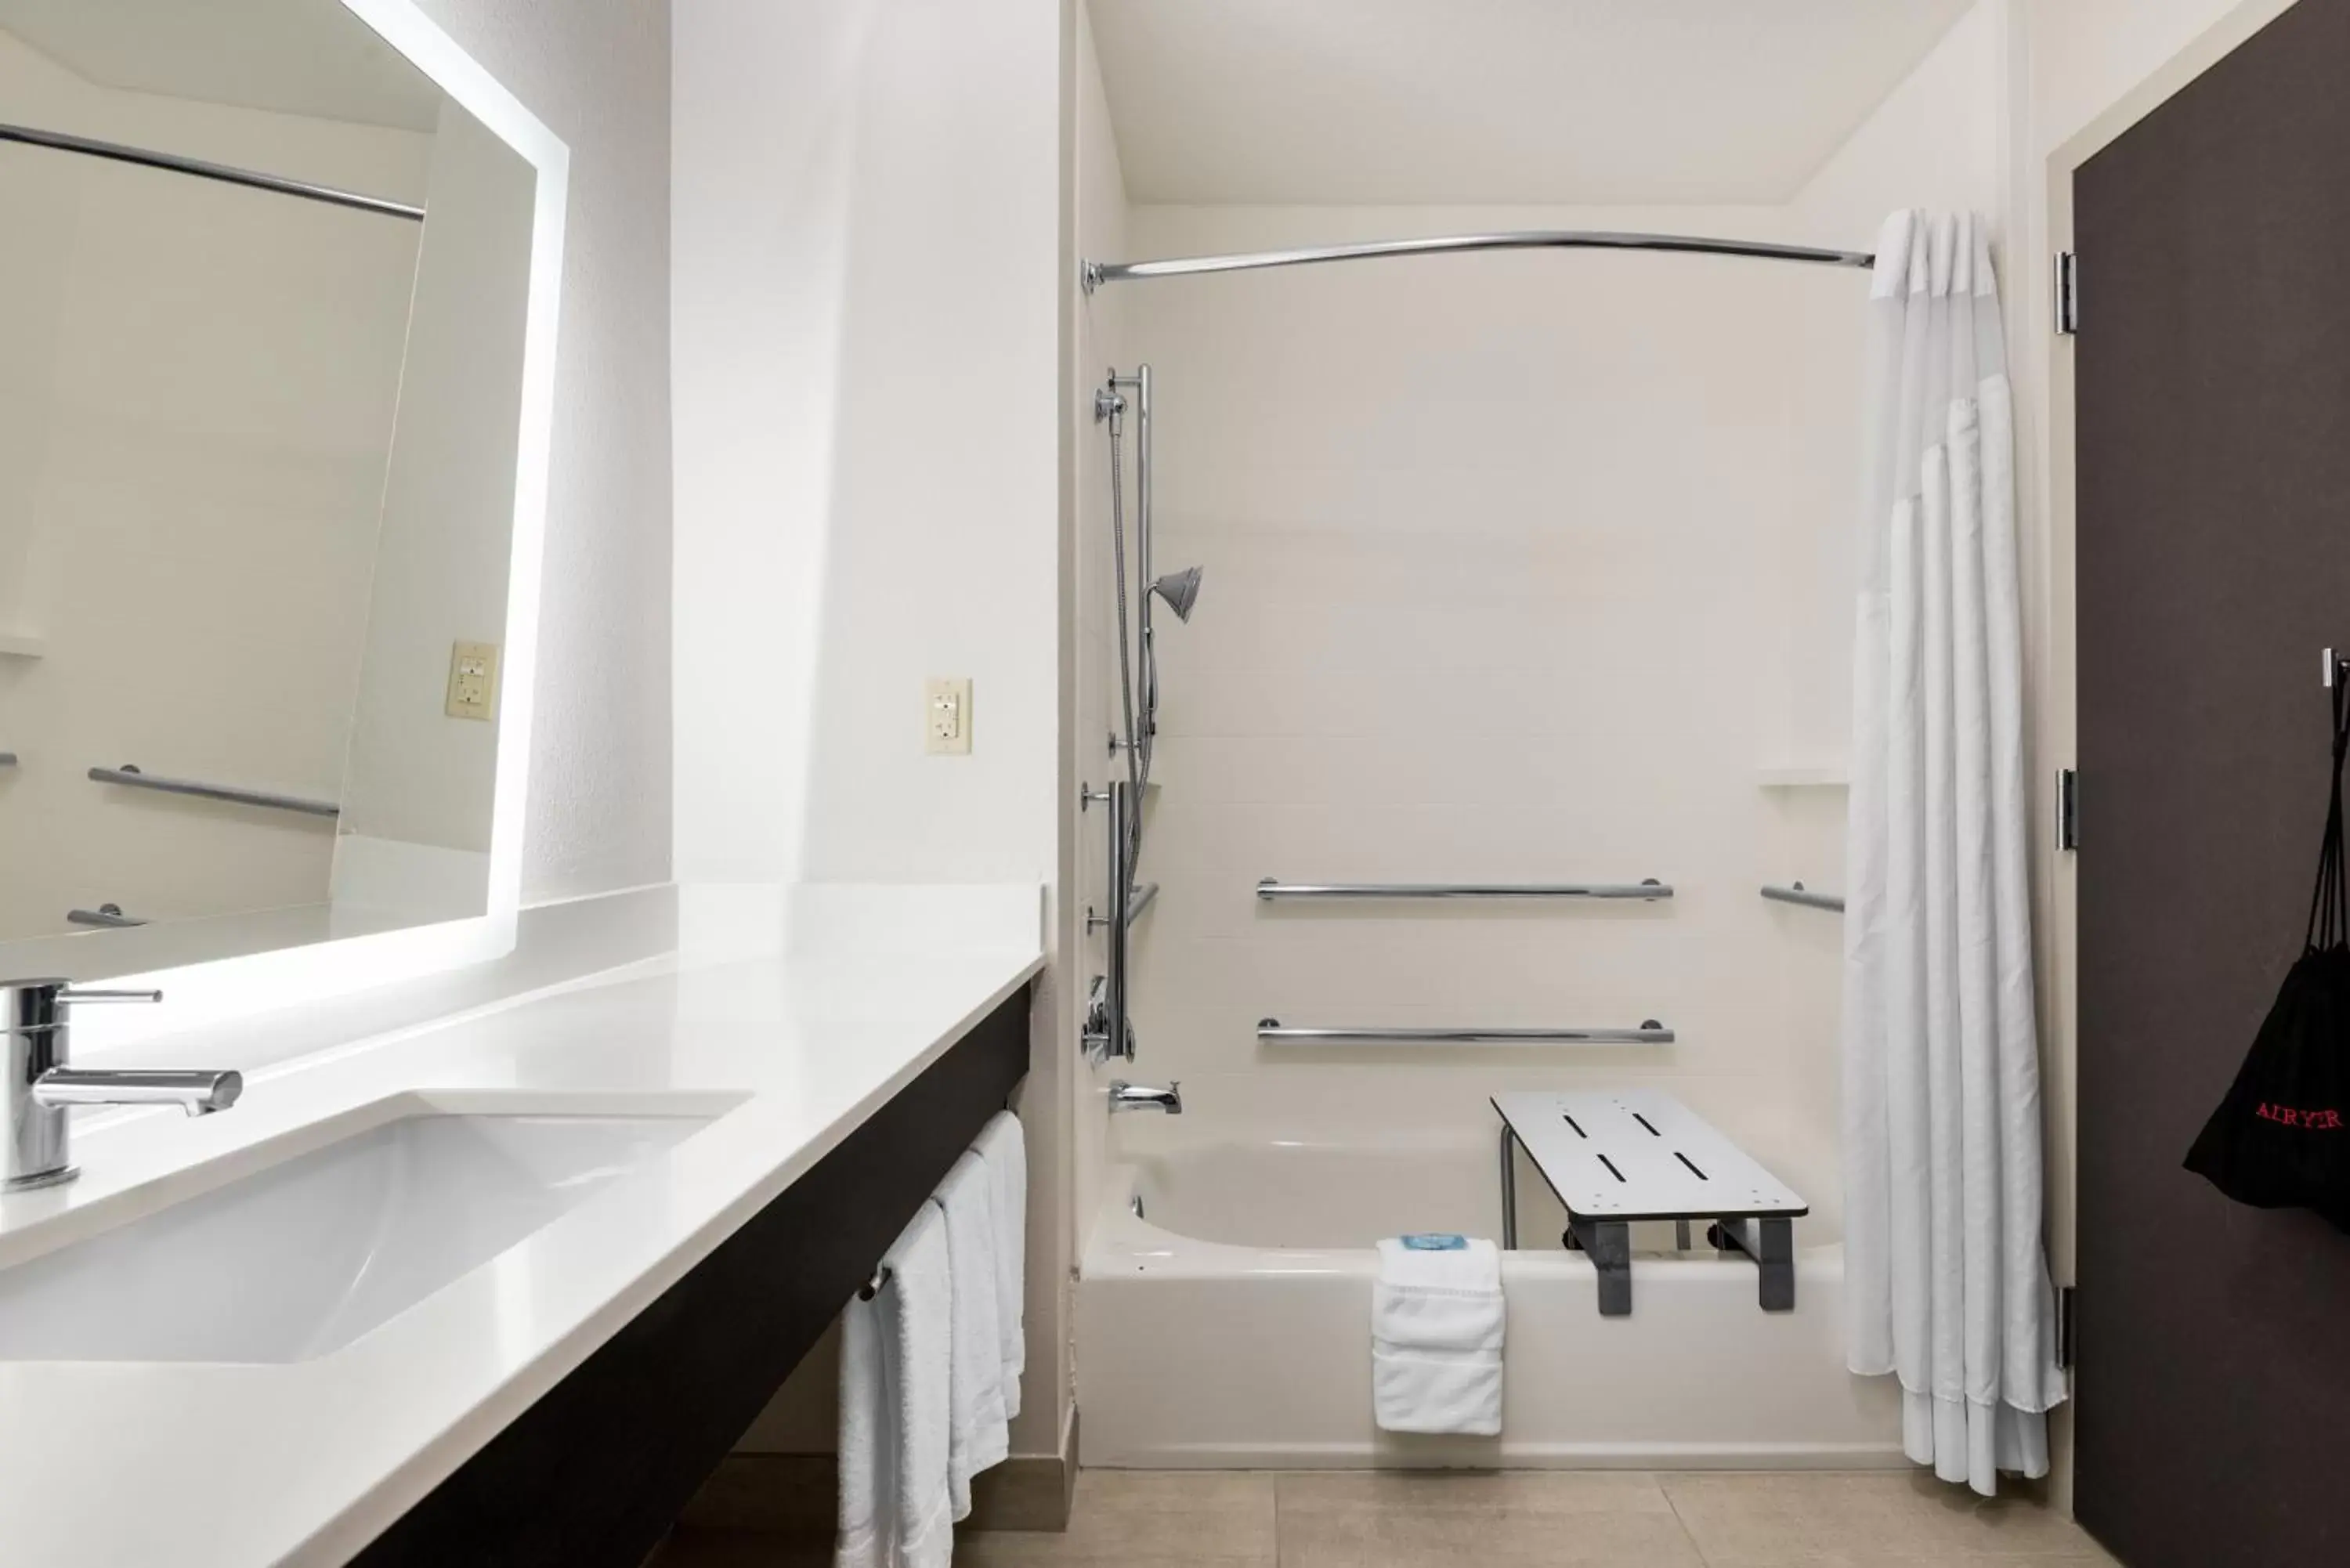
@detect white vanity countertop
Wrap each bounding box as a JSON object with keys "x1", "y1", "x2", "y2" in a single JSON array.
[{"x1": 0, "y1": 933, "x2": 1044, "y2": 1566}]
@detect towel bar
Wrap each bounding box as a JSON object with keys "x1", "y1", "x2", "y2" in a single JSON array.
[
  {"x1": 857, "y1": 1266, "x2": 891, "y2": 1302},
  {"x1": 1257, "y1": 878, "x2": 1670, "y2": 901},
  {"x1": 1258, "y1": 1020, "x2": 1672, "y2": 1045}
]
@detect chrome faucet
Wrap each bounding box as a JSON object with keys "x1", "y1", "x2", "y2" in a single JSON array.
[
  {"x1": 1108, "y1": 1079, "x2": 1182, "y2": 1115},
  {"x1": 3, "y1": 979, "x2": 243, "y2": 1190}
]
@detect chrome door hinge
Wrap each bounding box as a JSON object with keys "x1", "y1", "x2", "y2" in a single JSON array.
[
  {"x1": 2054, "y1": 251, "x2": 2079, "y2": 337},
  {"x1": 2057, "y1": 768, "x2": 2080, "y2": 851},
  {"x1": 2055, "y1": 1284, "x2": 2077, "y2": 1371}
]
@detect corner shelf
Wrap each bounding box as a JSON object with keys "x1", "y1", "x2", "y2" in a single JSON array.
[{"x1": 1756, "y1": 762, "x2": 1848, "y2": 788}]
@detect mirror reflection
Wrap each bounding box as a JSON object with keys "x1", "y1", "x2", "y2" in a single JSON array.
[{"x1": 0, "y1": 0, "x2": 537, "y2": 970}]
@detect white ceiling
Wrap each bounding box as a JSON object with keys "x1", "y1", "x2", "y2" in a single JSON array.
[
  {"x1": 0, "y1": 0, "x2": 443, "y2": 132},
  {"x1": 1089, "y1": 0, "x2": 1979, "y2": 206}
]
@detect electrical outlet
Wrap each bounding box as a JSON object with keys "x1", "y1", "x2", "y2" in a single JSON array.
[
  {"x1": 446, "y1": 640, "x2": 499, "y2": 721},
  {"x1": 925, "y1": 677, "x2": 972, "y2": 754}
]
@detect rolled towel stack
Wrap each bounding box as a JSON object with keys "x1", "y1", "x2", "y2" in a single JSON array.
[{"x1": 1372, "y1": 1234, "x2": 1505, "y2": 1436}]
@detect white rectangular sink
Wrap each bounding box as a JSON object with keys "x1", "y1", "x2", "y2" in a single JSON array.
[{"x1": 0, "y1": 1105, "x2": 724, "y2": 1364}]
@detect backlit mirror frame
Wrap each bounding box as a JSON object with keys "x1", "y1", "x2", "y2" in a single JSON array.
[{"x1": 65, "y1": 0, "x2": 567, "y2": 1053}]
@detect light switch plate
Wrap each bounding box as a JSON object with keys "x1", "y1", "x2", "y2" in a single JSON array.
[
  {"x1": 925, "y1": 677, "x2": 972, "y2": 754},
  {"x1": 446, "y1": 640, "x2": 499, "y2": 722}
]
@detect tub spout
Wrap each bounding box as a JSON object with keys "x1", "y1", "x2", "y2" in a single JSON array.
[{"x1": 1108, "y1": 1079, "x2": 1182, "y2": 1115}]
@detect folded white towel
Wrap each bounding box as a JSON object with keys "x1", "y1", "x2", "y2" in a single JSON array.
[
  {"x1": 937, "y1": 1151, "x2": 1008, "y2": 1519},
  {"x1": 836, "y1": 1203, "x2": 953, "y2": 1568},
  {"x1": 974, "y1": 1110, "x2": 1027, "y2": 1419},
  {"x1": 1372, "y1": 1236, "x2": 1505, "y2": 1436}
]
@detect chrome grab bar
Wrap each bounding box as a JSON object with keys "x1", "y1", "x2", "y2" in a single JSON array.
[
  {"x1": 1257, "y1": 878, "x2": 1670, "y2": 901},
  {"x1": 1761, "y1": 883, "x2": 1844, "y2": 912},
  {"x1": 1086, "y1": 880, "x2": 1159, "y2": 933},
  {"x1": 1257, "y1": 1019, "x2": 1673, "y2": 1045},
  {"x1": 89, "y1": 764, "x2": 338, "y2": 819}
]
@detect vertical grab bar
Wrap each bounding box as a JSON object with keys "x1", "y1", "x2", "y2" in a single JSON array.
[
  {"x1": 1107, "y1": 781, "x2": 1132, "y2": 1061},
  {"x1": 1499, "y1": 1123, "x2": 1520, "y2": 1250}
]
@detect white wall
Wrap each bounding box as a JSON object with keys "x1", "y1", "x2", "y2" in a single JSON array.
[
  {"x1": 671, "y1": 0, "x2": 1072, "y2": 1461},
  {"x1": 671, "y1": 1, "x2": 1061, "y2": 898},
  {"x1": 413, "y1": 0, "x2": 674, "y2": 904},
  {"x1": 0, "y1": 29, "x2": 427, "y2": 939}
]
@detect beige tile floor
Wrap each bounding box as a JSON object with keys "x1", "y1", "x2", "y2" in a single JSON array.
[{"x1": 654, "y1": 1469, "x2": 2122, "y2": 1567}]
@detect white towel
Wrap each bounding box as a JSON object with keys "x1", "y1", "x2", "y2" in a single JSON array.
[
  {"x1": 1372, "y1": 1235, "x2": 1505, "y2": 1436},
  {"x1": 974, "y1": 1109, "x2": 1027, "y2": 1419},
  {"x1": 836, "y1": 1203, "x2": 953, "y2": 1568},
  {"x1": 936, "y1": 1151, "x2": 1007, "y2": 1519}
]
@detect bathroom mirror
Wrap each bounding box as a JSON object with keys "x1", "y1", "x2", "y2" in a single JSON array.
[{"x1": 0, "y1": 0, "x2": 564, "y2": 1005}]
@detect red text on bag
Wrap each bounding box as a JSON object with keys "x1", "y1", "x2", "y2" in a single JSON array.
[{"x1": 2255, "y1": 1102, "x2": 2345, "y2": 1129}]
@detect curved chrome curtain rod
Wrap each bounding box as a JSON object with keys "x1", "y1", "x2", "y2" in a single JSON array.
[
  {"x1": 1083, "y1": 230, "x2": 1874, "y2": 291},
  {"x1": 0, "y1": 122, "x2": 425, "y2": 222}
]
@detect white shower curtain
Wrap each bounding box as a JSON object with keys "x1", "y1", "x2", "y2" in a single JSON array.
[{"x1": 1842, "y1": 210, "x2": 2066, "y2": 1497}]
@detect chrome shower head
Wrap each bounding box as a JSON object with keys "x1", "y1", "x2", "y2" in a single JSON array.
[{"x1": 1151, "y1": 565, "x2": 1204, "y2": 623}]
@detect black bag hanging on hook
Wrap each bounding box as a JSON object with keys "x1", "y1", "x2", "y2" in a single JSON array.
[{"x1": 2185, "y1": 669, "x2": 2350, "y2": 1229}]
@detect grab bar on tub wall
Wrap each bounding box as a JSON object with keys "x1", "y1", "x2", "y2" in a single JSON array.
[
  {"x1": 89, "y1": 764, "x2": 338, "y2": 819},
  {"x1": 1086, "y1": 880, "x2": 1159, "y2": 933},
  {"x1": 67, "y1": 904, "x2": 146, "y2": 929},
  {"x1": 1256, "y1": 878, "x2": 1672, "y2": 901},
  {"x1": 1761, "y1": 882, "x2": 1844, "y2": 912},
  {"x1": 1256, "y1": 1020, "x2": 1674, "y2": 1045}
]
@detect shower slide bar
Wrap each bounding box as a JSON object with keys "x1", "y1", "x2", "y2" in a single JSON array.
[
  {"x1": 89, "y1": 765, "x2": 339, "y2": 820},
  {"x1": 1083, "y1": 231, "x2": 1875, "y2": 291},
  {"x1": 1258, "y1": 878, "x2": 1670, "y2": 901},
  {"x1": 1257, "y1": 1021, "x2": 1673, "y2": 1045},
  {"x1": 0, "y1": 123, "x2": 425, "y2": 221},
  {"x1": 1761, "y1": 883, "x2": 1845, "y2": 912}
]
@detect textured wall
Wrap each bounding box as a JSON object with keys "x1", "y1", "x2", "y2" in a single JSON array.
[{"x1": 414, "y1": 0, "x2": 674, "y2": 902}]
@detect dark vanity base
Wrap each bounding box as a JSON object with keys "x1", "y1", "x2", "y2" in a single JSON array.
[{"x1": 349, "y1": 985, "x2": 1031, "y2": 1568}]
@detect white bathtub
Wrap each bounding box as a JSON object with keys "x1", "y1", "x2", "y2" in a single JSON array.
[{"x1": 1077, "y1": 1136, "x2": 1903, "y2": 1469}]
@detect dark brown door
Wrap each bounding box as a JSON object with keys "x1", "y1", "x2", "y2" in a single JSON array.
[{"x1": 2075, "y1": 2, "x2": 2350, "y2": 1563}]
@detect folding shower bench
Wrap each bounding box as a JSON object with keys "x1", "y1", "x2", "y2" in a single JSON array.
[{"x1": 1491, "y1": 1089, "x2": 1809, "y2": 1318}]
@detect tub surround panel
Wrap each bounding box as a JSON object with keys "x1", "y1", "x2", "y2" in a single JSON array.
[
  {"x1": 1119, "y1": 206, "x2": 1850, "y2": 1217},
  {"x1": 0, "y1": 898, "x2": 1043, "y2": 1568}
]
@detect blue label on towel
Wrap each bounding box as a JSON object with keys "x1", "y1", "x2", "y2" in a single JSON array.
[{"x1": 1399, "y1": 1233, "x2": 1468, "y2": 1250}]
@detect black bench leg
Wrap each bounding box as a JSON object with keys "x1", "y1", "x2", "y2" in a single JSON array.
[
  {"x1": 1567, "y1": 1216, "x2": 1632, "y2": 1317},
  {"x1": 1712, "y1": 1217, "x2": 1795, "y2": 1312}
]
